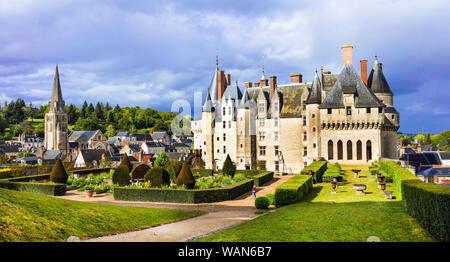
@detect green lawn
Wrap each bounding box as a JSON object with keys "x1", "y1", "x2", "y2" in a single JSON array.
[
  {"x1": 197, "y1": 164, "x2": 434, "y2": 242},
  {"x1": 0, "y1": 188, "x2": 203, "y2": 242}
]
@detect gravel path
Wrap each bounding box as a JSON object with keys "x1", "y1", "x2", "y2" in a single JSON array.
[{"x1": 58, "y1": 175, "x2": 292, "y2": 242}]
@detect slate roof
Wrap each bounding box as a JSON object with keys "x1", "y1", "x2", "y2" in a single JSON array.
[
  {"x1": 69, "y1": 130, "x2": 98, "y2": 142},
  {"x1": 416, "y1": 166, "x2": 450, "y2": 177},
  {"x1": 439, "y1": 152, "x2": 450, "y2": 160},
  {"x1": 78, "y1": 149, "x2": 109, "y2": 164},
  {"x1": 116, "y1": 132, "x2": 131, "y2": 137},
  {"x1": 49, "y1": 65, "x2": 65, "y2": 112},
  {"x1": 0, "y1": 145, "x2": 20, "y2": 153},
  {"x1": 126, "y1": 143, "x2": 141, "y2": 152},
  {"x1": 23, "y1": 135, "x2": 43, "y2": 143},
  {"x1": 368, "y1": 58, "x2": 393, "y2": 94},
  {"x1": 385, "y1": 107, "x2": 398, "y2": 114},
  {"x1": 43, "y1": 149, "x2": 61, "y2": 160},
  {"x1": 319, "y1": 62, "x2": 385, "y2": 109},
  {"x1": 144, "y1": 141, "x2": 164, "y2": 147},
  {"x1": 131, "y1": 133, "x2": 153, "y2": 141},
  {"x1": 151, "y1": 132, "x2": 169, "y2": 141},
  {"x1": 202, "y1": 92, "x2": 214, "y2": 112},
  {"x1": 305, "y1": 71, "x2": 322, "y2": 104}
]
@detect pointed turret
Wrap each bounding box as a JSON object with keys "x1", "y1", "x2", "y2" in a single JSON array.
[
  {"x1": 367, "y1": 56, "x2": 393, "y2": 94},
  {"x1": 202, "y1": 92, "x2": 214, "y2": 112},
  {"x1": 49, "y1": 64, "x2": 65, "y2": 112},
  {"x1": 305, "y1": 70, "x2": 322, "y2": 104}
]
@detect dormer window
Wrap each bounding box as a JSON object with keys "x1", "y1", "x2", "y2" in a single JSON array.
[
  {"x1": 328, "y1": 108, "x2": 332, "y2": 114},
  {"x1": 366, "y1": 108, "x2": 371, "y2": 114},
  {"x1": 346, "y1": 107, "x2": 352, "y2": 115},
  {"x1": 378, "y1": 107, "x2": 383, "y2": 113},
  {"x1": 259, "y1": 103, "x2": 265, "y2": 113}
]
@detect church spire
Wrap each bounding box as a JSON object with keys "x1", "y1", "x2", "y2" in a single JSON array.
[{"x1": 50, "y1": 64, "x2": 65, "y2": 112}]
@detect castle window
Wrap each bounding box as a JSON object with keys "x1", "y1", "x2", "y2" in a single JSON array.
[
  {"x1": 228, "y1": 107, "x2": 231, "y2": 115},
  {"x1": 304, "y1": 147, "x2": 307, "y2": 156},
  {"x1": 259, "y1": 146, "x2": 266, "y2": 156},
  {"x1": 313, "y1": 127, "x2": 316, "y2": 132},
  {"x1": 217, "y1": 149, "x2": 220, "y2": 153},
  {"x1": 228, "y1": 121, "x2": 231, "y2": 128},
  {"x1": 303, "y1": 101, "x2": 306, "y2": 110},
  {"x1": 275, "y1": 146, "x2": 279, "y2": 156},
  {"x1": 259, "y1": 118, "x2": 265, "y2": 127},
  {"x1": 328, "y1": 108, "x2": 332, "y2": 114},
  {"x1": 217, "y1": 137, "x2": 219, "y2": 141},
  {"x1": 204, "y1": 141, "x2": 206, "y2": 145},
  {"x1": 259, "y1": 103, "x2": 265, "y2": 113},
  {"x1": 223, "y1": 107, "x2": 226, "y2": 116},
  {"x1": 223, "y1": 146, "x2": 226, "y2": 154},
  {"x1": 223, "y1": 121, "x2": 226, "y2": 128},
  {"x1": 313, "y1": 143, "x2": 316, "y2": 148},
  {"x1": 223, "y1": 134, "x2": 226, "y2": 141},
  {"x1": 273, "y1": 102, "x2": 279, "y2": 112},
  {"x1": 274, "y1": 117, "x2": 278, "y2": 127},
  {"x1": 312, "y1": 114, "x2": 315, "y2": 118},
  {"x1": 346, "y1": 107, "x2": 352, "y2": 115},
  {"x1": 303, "y1": 132, "x2": 307, "y2": 141},
  {"x1": 240, "y1": 144, "x2": 243, "y2": 148},
  {"x1": 274, "y1": 132, "x2": 279, "y2": 141},
  {"x1": 378, "y1": 107, "x2": 383, "y2": 113},
  {"x1": 392, "y1": 115, "x2": 395, "y2": 119},
  {"x1": 366, "y1": 108, "x2": 371, "y2": 114},
  {"x1": 259, "y1": 132, "x2": 265, "y2": 141},
  {"x1": 303, "y1": 116, "x2": 306, "y2": 126},
  {"x1": 240, "y1": 159, "x2": 243, "y2": 163}
]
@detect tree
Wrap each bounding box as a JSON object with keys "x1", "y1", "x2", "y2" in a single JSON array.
[
  {"x1": 222, "y1": 154, "x2": 236, "y2": 177},
  {"x1": 18, "y1": 151, "x2": 36, "y2": 158},
  {"x1": 398, "y1": 134, "x2": 411, "y2": 146},
  {"x1": 154, "y1": 152, "x2": 169, "y2": 167},
  {"x1": 105, "y1": 124, "x2": 116, "y2": 138},
  {"x1": 424, "y1": 133, "x2": 432, "y2": 145},
  {"x1": 80, "y1": 101, "x2": 88, "y2": 118},
  {"x1": 112, "y1": 165, "x2": 130, "y2": 186},
  {"x1": 66, "y1": 104, "x2": 79, "y2": 124},
  {"x1": 414, "y1": 133, "x2": 425, "y2": 146}
]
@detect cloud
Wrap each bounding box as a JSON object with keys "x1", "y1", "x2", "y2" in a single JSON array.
[{"x1": 0, "y1": 0, "x2": 449, "y2": 133}]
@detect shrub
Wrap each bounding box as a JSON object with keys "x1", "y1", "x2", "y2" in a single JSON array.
[
  {"x1": 222, "y1": 154, "x2": 236, "y2": 177},
  {"x1": 112, "y1": 165, "x2": 131, "y2": 186},
  {"x1": 50, "y1": 158, "x2": 69, "y2": 184},
  {"x1": 0, "y1": 169, "x2": 12, "y2": 179},
  {"x1": 380, "y1": 161, "x2": 450, "y2": 242},
  {"x1": 131, "y1": 163, "x2": 151, "y2": 181},
  {"x1": 255, "y1": 196, "x2": 270, "y2": 209},
  {"x1": 144, "y1": 166, "x2": 170, "y2": 188},
  {"x1": 167, "y1": 161, "x2": 182, "y2": 181},
  {"x1": 252, "y1": 171, "x2": 274, "y2": 186},
  {"x1": 300, "y1": 161, "x2": 327, "y2": 183},
  {"x1": 119, "y1": 153, "x2": 133, "y2": 172},
  {"x1": 192, "y1": 169, "x2": 214, "y2": 178},
  {"x1": 275, "y1": 175, "x2": 313, "y2": 207},
  {"x1": 264, "y1": 193, "x2": 275, "y2": 205},
  {"x1": 176, "y1": 161, "x2": 196, "y2": 189},
  {"x1": 322, "y1": 163, "x2": 343, "y2": 182}
]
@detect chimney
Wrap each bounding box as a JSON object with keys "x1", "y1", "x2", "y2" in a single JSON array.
[
  {"x1": 290, "y1": 74, "x2": 302, "y2": 84},
  {"x1": 138, "y1": 150, "x2": 143, "y2": 162},
  {"x1": 68, "y1": 153, "x2": 72, "y2": 162},
  {"x1": 254, "y1": 82, "x2": 260, "y2": 87},
  {"x1": 260, "y1": 78, "x2": 268, "y2": 87},
  {"x1": 341, "y1": 44, "x2": 353, "y2": 66},
  {"x1": 360, "y1": 59, "x2": 368, "y2": 85},
  {"x1": 225, "y1": 74, "x2": 231, "y2": 86},
  {"x1": 270, "y1": 75, "x2": 277, "y2": 97},
  {"x1": 217, "y1": 70, "x2": 226, "y2": 100},
  {"x1": 101, "y1": 153, "x2": 105, "y2": 160},
  {"x1": 379, "y1": 63, "x2": 383, "y2": 71},
  {"x1": 245, "y1": 82, "x2": 253, "y2": 88}
]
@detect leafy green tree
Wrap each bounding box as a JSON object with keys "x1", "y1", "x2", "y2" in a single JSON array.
[
  {"x1": 105, "y1": 124, "x2": 116, "y2": 138},
  {"x1": 66, "y1": 104, "x2": 79, "y2": 124},
  {"x1": 154, "y1": 152, "x2": 169, "y2": 167},
  {"x1": 18, "y1": 151, "x2": 36, "y2": 158},
  {"x1": 414, "y1": 133, "x2": 425, "y2": 146},
  {"x1": 424, "y1": 133, "x2": 432, "y2": 145},
  {"x1": 80, "y1": 101, "x2": 88, "y2": 118}
]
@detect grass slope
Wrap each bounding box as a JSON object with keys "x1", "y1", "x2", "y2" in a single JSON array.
[
  {"x1": 197, "y1": 165, "x2": 433, "y2": 242},
  {"x1": 0, "y1": 188, "x2": 203, "y2": 242}
]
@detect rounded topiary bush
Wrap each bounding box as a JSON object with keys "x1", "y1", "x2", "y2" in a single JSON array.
[
  {"x1": 222, "y1": 154, "x2": 236, "y2": 177},
  {"x1": 112, "y1": 165, "x2": 131, "y2": 186},
  {"x1": 131, "y1": 163, "x2": 151, "y2": 181},
  {"x1": 144, "y1": 166, "x2": 170, "y2": 188},
  {"x1": 264, "y1": 193, "x2": 275, "y2": 205},
  {"x1": 255, "y1": 196, "x2": 270, "y2": 209},
  {"x1": 176, "y1": 161, "x2": 196, "y2": 189},
  {"x1": 50, "y1": 158, "x2": 68, "y2": 183},
  {"x1": 119, "y1": 153, "x2": 133, "y2": 172}
]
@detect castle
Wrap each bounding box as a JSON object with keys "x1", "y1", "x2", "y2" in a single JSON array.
[
  {"x1": 192, "y1": 45, "x2": 399, "y2": 174},
  {"x1": 44, "y1": 65, "x2": 69, "y2": 158}
]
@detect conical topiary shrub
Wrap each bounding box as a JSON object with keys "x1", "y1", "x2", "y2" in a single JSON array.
[
  {"x1": 112, "y1": 165, "x2": 131, "y2": 186},
  {"x1": 50, "y1": 158, "x2": 69, "y2": 183},
  {"x1": 144, "y1": 166, "x2": 170, "y2": 188},
  {"x1": 222, "y1": 154, "x2": 236, "y2": 177},
  {"x1": 176, "y1": 161, "x2": 196, "y2": 189},
  {"x1": 120, "y1": 153, "x2": 133, "y2": 172}
]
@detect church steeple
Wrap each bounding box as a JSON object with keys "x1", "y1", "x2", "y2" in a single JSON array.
[{"x1": 49, "y1": 64, "x2": 65, "y2": 112}]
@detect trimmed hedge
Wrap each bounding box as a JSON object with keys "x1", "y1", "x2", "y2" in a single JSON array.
[
  {"x1": 322, "y1": 163, "x2": 343, "y2": 182},
  {"x1": 300, "y1": 161, "x2": 327, "y2": 183},
  {"x1": 71, "y1": 167, "x2": 111, "y2": 176},
  {"x1": 131, "y1": 163, "x2": 151, "y2": 181},
  {"x1": 236, "y1": 170, "x2": 267, "y2": 178},
  {"x1": 0, "y1": 169, "x2": 12, "y2": 179},
  {"x1": 274, "y1": 175, "x2": 313, "y2": 207},
  {"x1": 0, "y1": 174, "x2": 66, "y2": 196},
  {"x1": 252, "y1": 171, "x2": 274, "y2": 187},
  {"x1": 120, "y1": 153, "x2": 133, "y2": 172},
  {"x1": 192, "y1": 169, "x2": 214, "y2": 178},
  {"x1": 176, "y1": 161, "x2": 196, "y2": 189},
  {"x1": 380, "y1": 161, "x2": 450, "y2": 242},
  {"x1": 113, "y1": 179, "x2": 254, "y2": 203},
  {"x1": 50, "y1": 158, "x2": 68, "y2": 184}
]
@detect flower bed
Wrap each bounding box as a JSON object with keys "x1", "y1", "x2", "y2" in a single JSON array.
[{"x1": 67, "y1": 172, "x2": 113, "y2": 194}]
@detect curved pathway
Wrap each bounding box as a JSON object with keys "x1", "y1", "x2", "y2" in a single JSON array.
[{"x1": 57, "y1": 175, "x2": 292, "y2": 242}]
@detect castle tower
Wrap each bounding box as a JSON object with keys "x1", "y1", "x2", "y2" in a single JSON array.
[
  {"x1": 44, "y1": 65, "x2": 69, "y2": 158},
  {"x1": 305, "y1": 70, "x2": 322, "y2": 164}
]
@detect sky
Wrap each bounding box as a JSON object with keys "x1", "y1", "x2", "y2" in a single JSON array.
[{"x1": 0, "y1": 0, "x2": 449, "y2": 133}]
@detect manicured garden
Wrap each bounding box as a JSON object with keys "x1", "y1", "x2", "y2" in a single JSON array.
[
  {"x1": 197, "y1": 164, "x2": 436, "y2": 242},
  {"x1": 0, "y1": 187, "x2": 203, "y2": 242}
]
